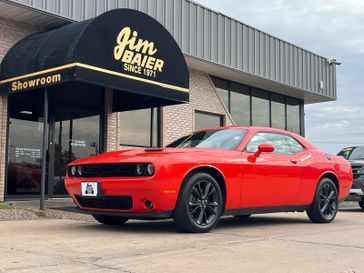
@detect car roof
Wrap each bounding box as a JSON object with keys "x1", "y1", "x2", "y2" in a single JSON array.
[
  {"x1": 194, "y1": 126, "x2": 316, "y2": 150},
  {"x1": 195, "y1": 126, "x2": 296, "y2": 135}
]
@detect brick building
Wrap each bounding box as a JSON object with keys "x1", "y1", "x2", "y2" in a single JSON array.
[{"x1": 0, "y1": 0, "x2": 337, "y2": 201}]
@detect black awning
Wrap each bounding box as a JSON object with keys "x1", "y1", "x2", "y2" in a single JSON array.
[{"x1": 0, "y1": 8, "x2": 189, "y2": 105}]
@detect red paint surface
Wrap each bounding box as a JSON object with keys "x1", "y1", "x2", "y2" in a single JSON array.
[{"x1": 65, "y1": 127, "x2": 352, "y2": 215}]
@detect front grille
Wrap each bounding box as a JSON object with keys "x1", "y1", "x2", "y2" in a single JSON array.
[
  {"x1": 76, "y1": 195, "x2": 133, "y2": 210},
  {"x1": 71, "y1": 164, "x2": 136, "y2": 177},
  {"x1": 352, "y1": 166, "x2": 362, "y2": 179}
]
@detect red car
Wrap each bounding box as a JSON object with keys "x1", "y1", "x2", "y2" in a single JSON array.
[{"x1": 65, "y1": 126, "x2": 352, "y2": 233}]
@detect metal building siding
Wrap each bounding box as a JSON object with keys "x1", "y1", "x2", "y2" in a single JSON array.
[{"x1": 6, "y1": 0, "x2": 336, "y2": 99}]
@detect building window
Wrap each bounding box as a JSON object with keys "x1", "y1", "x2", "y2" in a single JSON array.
[
  {"x1": 271, "y1": 93, "x2": 286, "y2": 130},
  {"x1": 195, "y1": 111, "x2": 224, "y2": 131},
  {"x1": 213, "y1": 77, "x2": 229, "y2": 108},
  {"x1": 230, "y1": 83, "x2": 250, "y2": 125},
  {"x1": 252, "y1": 89, "x2": 269, "y2": 126},
  {"x1": 120, "y1": 108, "x2": 159, "y2": 147},
  {"x1": 211, "y1": 76, "x2": 303, "y2": 135},
  {"x1": 286, "y1": 98, "x2": 300, "y2": 134}
]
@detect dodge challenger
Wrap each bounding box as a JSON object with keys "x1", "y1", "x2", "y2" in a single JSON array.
[{"x1": 65, "y1": 126, "x2": 352, "y2": 233}]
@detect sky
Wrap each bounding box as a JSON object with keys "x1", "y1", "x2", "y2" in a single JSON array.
[{"x1": 195, "y1": 0, "x2": 364, "y2": 154}]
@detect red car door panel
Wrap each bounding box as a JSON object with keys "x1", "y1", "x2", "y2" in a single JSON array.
[{"x1": 241, "y1": 153, "x2": 303, "y2": 207}]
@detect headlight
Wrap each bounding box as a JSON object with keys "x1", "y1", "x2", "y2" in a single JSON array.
[
  {"x1": 146, "y1": 163, "x2": 155, "y2": 175},
  {"x1": 70, "y1": 166, "x2": 77, "y2": 176},
  {"x1": 77, "y1": 165, "x2": 83, "y2": 176},
  {"x1": 136, "y1": 164, "x2": 144, "y2": 175},
  {"x1": 135, "y1": 163, "x2": 155, "y2": 176}
]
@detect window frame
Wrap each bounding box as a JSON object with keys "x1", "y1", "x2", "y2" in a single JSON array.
[
  {"x1": 243, "y1": 131, "x2": 306, "y2": 155},
  {"x1": 194, "y1": 110, "x2": 225, "y2": 131}
]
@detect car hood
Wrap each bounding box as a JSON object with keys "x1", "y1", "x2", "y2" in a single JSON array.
[
  {"x1": 348, "y1": 160, "x2": 364, "y2": 167},
  {"x1": 69, "y1": 147, "x2": 226, "y2": 165}
]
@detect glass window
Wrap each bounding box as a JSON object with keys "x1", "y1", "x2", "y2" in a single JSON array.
[
  {"x1": 120, "y1": 108, "x2": 159, "y2": 147},
  {"x1": 216, "y1": 88, "x2": 229, "y2": 109},
  {"x1": 245, "y1": 132, "x2": 291, "y2": 154},
  {"x1": 173, "y1": 128, "x2": 247, "y2": 150},
  {"x1": 271, "y1": 94, "x2": 285, "y2": 130},
  {"x1": 344, "y1": 147, "x2": 364, "y2": 160},
  {"x1": 7, "y1": 118, "x2": 44, "y2": 195},
  {"x1": 283, "y1": 135, "x2": 305, "y2": 154},
  {"x1": 252, "y1": 89, "x2": 269, "y2": 126},
  {"x1": 195, "y1": 111, "x2": 224, "y2": 130},
  {"x1": 211, "y1": 76, "x2": 303, "y2": 136},
  {"x1": 212, "y1": 77, "x2": 229, "y2": 109},
  {"x1": 287, "y1": 98, "x2": 300, "y2": 134},
  {"x1": 230, "y1": 83, "x2": 250, "y2": 125},
  {"x1": 166, "y1": 134, "x2": 192, "y2": 147},
  {"x1": 337, "y1": 147, "x2": 354, "y2": 160}
]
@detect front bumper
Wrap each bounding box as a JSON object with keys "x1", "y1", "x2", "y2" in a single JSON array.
[
  {"x1": 75, "y1": 207, "x2": 173, "y2": 219},
  {"x1": 349, "y1": 177, "x2": 364, "y2": 196},
  {"x1": 65, "y1": 176, "x2": 179, "y2": 217}
]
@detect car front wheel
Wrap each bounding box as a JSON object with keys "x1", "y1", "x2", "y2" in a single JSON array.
[
  {"x1": 174, "y1": 172, "x2": 223, "y2": 233},
  {"x1": 92, "y1": 214, "x2": 129, "y2": 225},
  {"x1": 306, "y1": 177, "x2": 338, "y2": 223}
]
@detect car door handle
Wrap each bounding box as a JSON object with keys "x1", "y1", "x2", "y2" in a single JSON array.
[{"x1": 290, "y1": 159, "x2": 298, "y2": 164}]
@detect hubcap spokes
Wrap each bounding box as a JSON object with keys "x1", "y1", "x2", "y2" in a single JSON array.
[
  {"x1": 319, "y1": 183, "x2": 337, "y2": 219},
  {"x1": 188, "y1": 180, "x2": 219, "y2": 226}
]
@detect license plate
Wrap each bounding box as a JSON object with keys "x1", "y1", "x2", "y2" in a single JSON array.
[{"x1": 81, "y1": 182, "x2": 98, "y2": 197}]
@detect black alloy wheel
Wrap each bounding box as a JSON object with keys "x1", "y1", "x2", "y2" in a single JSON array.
[
  {"x1": 174, "y1": 172, "x2": 223, "y2": 233},
  {"x1": 307, "y1": 177, "x2": 338, "y2": 223},
  {"x1": 188, "y1": 180, "x2": 220, "y2": 226},
  {"x1": 319, "y1": 183, "x2": 338, "y2": 219}
]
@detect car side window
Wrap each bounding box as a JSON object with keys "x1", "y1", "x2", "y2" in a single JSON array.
[
  {"x1": 245, "y1": 132, "x2": 291, "y2": 154},
  {"x1": 283, "y1": 135, "x2": 305, "y2": 154},
  {"x1": 245, "y1": 132, "x2": 305, "y2": 154}
]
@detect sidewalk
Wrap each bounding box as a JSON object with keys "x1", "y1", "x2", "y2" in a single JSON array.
[{"x1": 1, "y1": 198, "x2": 94, "y2": 222}]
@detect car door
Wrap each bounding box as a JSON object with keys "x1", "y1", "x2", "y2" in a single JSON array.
[{"x1": 240, "y1": 132, "x2": 305, "y2": 208}]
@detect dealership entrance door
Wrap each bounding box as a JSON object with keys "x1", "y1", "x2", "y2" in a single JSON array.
[{"x1": 6, "y1": 84, "x2": 103, "y2": 198}]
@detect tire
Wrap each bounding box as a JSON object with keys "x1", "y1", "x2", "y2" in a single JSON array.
[
  {"x1": 234, "y1": 214, "x2": 251, "y2": 218},
  {"x1": 358, "y1": 198, "x2": 364, "y2": 209},
  {"x1": 306, "y1": 177, "x2": 338, "y2": 223},
  {"x1": 174, "y1": 172, "x2": 223, "y2": 233},
  {"x1": 92, "y1": 214, "x2": 129, "y2": 225}
]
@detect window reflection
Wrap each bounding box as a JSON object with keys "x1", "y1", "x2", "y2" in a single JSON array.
[
  {"x1": 195, "y1": 111, "x2": 223, "y2": 130},
  {"x1": 252, "y1": 89, "x2": 269, "y2": 126},
  {"x1": 211, "y1": 76, "x2": 303, "y2": 134},
  {"x1": 230, "y1": 83, "x2": 250, "y2": 126},
  {"x1": 246, "y1": 132, "x2": 303, "y2": 154},
  {"x1": 120, "y1": 108, "x2": 159, "y2": 147},
  {"x1": 287, "y1": 98, "x2": 300, "y2": 134},
  {"x1": 271, "y1": 94, "x2": 285, "y2": 130},
  {"x1": 7, "y1": 118, "x2": 43, "y2": 195}
]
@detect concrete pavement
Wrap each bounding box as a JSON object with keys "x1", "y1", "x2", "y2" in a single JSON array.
[{"x1": 1, "y1": 206, "x2": 363, "y2": 273}]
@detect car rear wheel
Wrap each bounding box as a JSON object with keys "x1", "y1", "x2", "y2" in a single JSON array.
[
  {"x1": 358, "y1": 198, "x2": 364, "y2": 209},
  {"x1": 92, "y1": 214, "x2": 129, "y2": 225},
  {"x1": 174, "y1": 172, "x2": 223, "y2": 233},
  {"x1": 306, "y1": 177, "x2": 338, "y2": 223}
]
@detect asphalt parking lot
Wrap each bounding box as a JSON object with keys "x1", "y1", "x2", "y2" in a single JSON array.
[{"x1": 1, "y1": 205, "x2": 363, "y2": 273}]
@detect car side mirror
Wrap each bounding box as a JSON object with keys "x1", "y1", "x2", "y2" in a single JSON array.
[{"x1": 247, "y1": 143, "x2": 275, "y2": 163}]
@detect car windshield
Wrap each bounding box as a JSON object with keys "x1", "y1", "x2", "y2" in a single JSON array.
[
  {"x1": 337, "y1": 147, "x2": 364, "y2": 160},
  {"x1": 167, "y1": 128, "x2": 247, "y2": 150}
]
